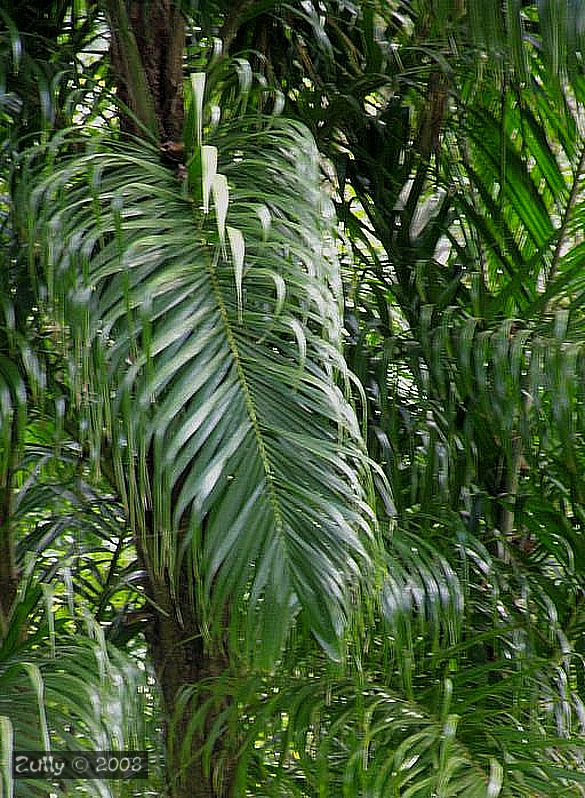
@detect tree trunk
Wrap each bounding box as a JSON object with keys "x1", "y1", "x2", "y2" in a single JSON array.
[
  {"x1": 0, "y1": 506, "x2": 18, "y2": 641},
  {"x1": 102, "y1": 6, "x2": 235, "y2": 794},
  {"x1": 105, "y1": 0, "x2": 185, "y2": 140},
  {"x1": 137, "y1": 541, "x2": 236, "y2": 798},
  {"x1": 0, "y1": 427, "x2": 19, "y2": 640}
]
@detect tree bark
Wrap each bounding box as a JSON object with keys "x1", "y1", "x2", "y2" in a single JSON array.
[
  {"x1": 105, "y1": 0, "x2": 185, "y2": 140},
  {"x1": 137, "y1": 545, "x2": 236, "y2": 798},
  {"x1": 0, "y1": 502, "x2": 18, "y2": 641}
]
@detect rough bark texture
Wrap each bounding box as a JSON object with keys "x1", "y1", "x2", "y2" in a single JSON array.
[
  {"x1": 0, "y1": 508, "x2": 18, "y2": 641},
  {"x1": 108, "y1": 0, "x2": 185, "y2": 140},
  {"x1": 0, "y1": 429, "x2": 19, "y2": 640}
]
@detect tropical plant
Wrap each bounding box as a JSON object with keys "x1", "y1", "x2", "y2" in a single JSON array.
[
  {"x1": 0, "y1": 432, "x2": 159, "y2": 798},
  {"x1": 2, "y1": 1, "x2": 585, "y2": 797},
  {"x1": 2, "y1": 3, "x2": 378, "y2": 796}
]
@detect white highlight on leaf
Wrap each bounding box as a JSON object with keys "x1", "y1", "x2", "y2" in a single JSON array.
[
  {"x1": 191, "y1": 72, "x2": 206, "y2": 146},
  {"x1": 22, "y1": 663, "x2": 50, "y2": 750},
  {"x1": 0, "y1": 715, "x2": 14, "y2": 797},
  {"x1": 234, "y1": 58, "x2": 253, "y2": 94},
  {"x1": 487, "y1": 758, "x2": 504, "y2": 797},
  {"x1": 270, "y1": 273, "x2": 286, "y2": 316},
  {"x1": 255, "y1": 204, "x2": 271, "y2": 241},
  {"x1": 210, "y1": 104, "x2": 221, "y2": 130},
  {"x1": 227, "y1": 226, "x2": 245, "y2": 321},
  {"x1": 272, "y1": 90, "x2": 285, "y2": 117},
  {"x1": 288, "y1": 317, "x2": 307, "y2": 377},
  {"x1": 201, "y1": 145, "x2": 217, "y2": 215},
  {"x1": 212, "y1": 174, "x2": 229, "y2": 250}
]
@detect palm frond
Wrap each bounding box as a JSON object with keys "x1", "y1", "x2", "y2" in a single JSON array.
[
  {"x1": 18, "y1": 70, "x2": 380, "y2": 664},
  {"x1": 0, "y1": 578, "x2": 153, "y2": 798},
  {"x1": 179, "y1": 666, "x2": 585, "y2": 797}
]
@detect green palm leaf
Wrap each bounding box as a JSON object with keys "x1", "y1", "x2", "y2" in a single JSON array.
[
  {"x1": 0, "y1": 581, "x2": 151, "y2": 798},
  {"x1": 180, "y1": 665, "x2": 585, "y2": 797},
  {"x1": 22, "y1": 76, "x2": 378, "y2": 664}
]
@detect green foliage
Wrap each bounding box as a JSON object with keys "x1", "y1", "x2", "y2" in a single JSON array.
[
  {"x1": 0, "y1": 601, "x2": 153, "y2": 798},
  {"x1": 2, "y1": 1, "x2": 585, "y2": 796},
  {"x1": 0, "y1": 1, "x2": 107, "y2": 143},
  {"x1": 15, "y1": 66, "x2": 379, "y2": 666}
]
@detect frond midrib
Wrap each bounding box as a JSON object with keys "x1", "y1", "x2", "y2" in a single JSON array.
[{"x1": 205, "y1": 248, "x2": 286, "y2": 557}]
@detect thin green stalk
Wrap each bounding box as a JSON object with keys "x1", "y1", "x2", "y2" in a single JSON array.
[{"x1": 546, "y1": 140, "x2": 585, "y2": 290}]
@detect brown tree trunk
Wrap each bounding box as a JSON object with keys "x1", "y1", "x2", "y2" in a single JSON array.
[
  {"x1": 0, "y1": 506, "x2": 18, "y2": 641},
  {"x1": 135, "y1": 533, "x2": 236, "y2": 798},
  {"x1": 105, "y1": 0, "x2": 185, "y2": 140},
  {"x1": 102, "y1": 6, "x2": 235, "y2": 794},
  {"x1": 146, "y1": 574, "x2": 235, "y2": 798}
]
